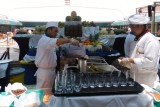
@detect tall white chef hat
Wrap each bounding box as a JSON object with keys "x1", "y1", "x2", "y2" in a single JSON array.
[
  {"x1": 46, "y1": 21, "x2": 58, "y2": 29},
  {"x1": 11, "y1": 82, "x2": 26, "y2": 90},
  {"x1": 128, "y1": 14, "x2": 150, "y2": 24}
]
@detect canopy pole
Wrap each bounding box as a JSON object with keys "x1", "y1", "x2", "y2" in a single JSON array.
[{"x1": 151, "y1": 2, "x2": 156, "y2": 34}]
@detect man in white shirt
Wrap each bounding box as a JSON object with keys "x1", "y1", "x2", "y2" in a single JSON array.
[{"x1": 35, "y1": 22, "x2": 79, "y2": 101}]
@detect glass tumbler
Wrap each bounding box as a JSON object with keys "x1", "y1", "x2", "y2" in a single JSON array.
[
  {"x1": 65, "y1": 70, "x2": 74, "y2": 93},
  {"x1": 127, "y1": 70, "x2": 135, "y2": 86},
  {"x1": 81, "y1": 73, "x2": 89, "y2": 88},
  {"x1": 74, "y1": 73, "x2": 82, "y2": 92},
  {"x1": 104, "y1": 72, "x2": 112, "y2": 87},
  {"x1": 119, "y1": 73, "x2": 127, "y2": 87},
  {"x1": 96, "y1": 73, "x2": 104, "y2": 88},
  {"x1": 89, "y1": 73, "x2": 97, "y2": 88},
  {"x1": 55, "y1": 71, "x2": 63, "y2": 94},
  {"x1": 111, "y1": 71, "x2": 120, "y2": 87}
]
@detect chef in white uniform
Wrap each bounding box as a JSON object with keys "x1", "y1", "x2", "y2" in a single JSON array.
[
  {"x1": 119, "y1": 14, "x2": 160, "y2": 87},
  {"x1": 35, "y1": 22, "x2": 79, "y2": 101}
]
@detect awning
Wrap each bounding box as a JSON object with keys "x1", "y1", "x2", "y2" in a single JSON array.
[
  {"x1": 0, "y1": 18, "x2": 22, "y2": 26},
  {"x1": 155, "y1": 15, "x2": 160, "y2": 22},
  {"x1": 111, "y1": 20, "x2": 129, "y2": 26},
  {"x1": 0, "y1": 19, "x2": 10, "y2": 25},
  {"x1": 9, "y1": 19, "x2": 22, "y2": 26}
]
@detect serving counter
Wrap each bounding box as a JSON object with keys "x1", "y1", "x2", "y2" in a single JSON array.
[{"x1": 42, "y1": 92, "x2": 154, "y2": 107}]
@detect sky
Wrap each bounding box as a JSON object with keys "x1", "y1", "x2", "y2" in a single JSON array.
[{"x1": 0, "y1": 0, "x2": 159, "y2": 22}]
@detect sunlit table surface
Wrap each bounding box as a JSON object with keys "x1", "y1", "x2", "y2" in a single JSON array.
[{"x1": 42, "y1": 92, "x2": 154, "y2": 107}]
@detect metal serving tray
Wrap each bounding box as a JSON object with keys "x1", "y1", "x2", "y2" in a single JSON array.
[
  {"x1": 53, "y1": 70, "x2": 144, "y2": 97},
  {"x1": 88, "y1": 56, "x2": 105, "y2": 60},
  {"x1": 53, "y1": 80, "x2": 144, "y2": 97},
  {"x1": 53, "y1": 83, "x2": 144, "y2": 97}
]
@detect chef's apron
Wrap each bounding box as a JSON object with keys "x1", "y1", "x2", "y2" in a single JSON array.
[
  {"x1": 130, "y1": 65, "x2": 158, "y2": 87},
  {"x1": 36, "y1": 68, "x2": 56, "y2": 95}
]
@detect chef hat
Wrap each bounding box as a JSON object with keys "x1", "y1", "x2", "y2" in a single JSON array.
[
  {"x1": 46, "y1": 22, "x2": 58, "y2": 29},
  {"x1": 128, "y1": 14, "x2": 150, "y2": 24},
  {"x1": 11, "y1": 82, "x2": 26, "y2": 90},
  {"x1": 11, "y1": 83, "x2": 25, "y2": 90}
]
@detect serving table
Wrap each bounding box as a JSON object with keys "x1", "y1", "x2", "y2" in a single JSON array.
[
  {"x1": 42, "y1": 93, "x2": 153, "y2": 107},
  {"x1": 41, "y1": 56, "x2": 157, "y2": 107}
]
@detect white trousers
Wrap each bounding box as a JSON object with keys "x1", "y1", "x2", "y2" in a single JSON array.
[{"x1": 35, "y1": 68, "x2": 56, "y2": 95}]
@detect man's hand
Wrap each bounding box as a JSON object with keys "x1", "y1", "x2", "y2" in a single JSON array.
[
  {"x1": 70, "y1": 38, "x2": 80, "y2": 46},
  {"x1": 118, "y1": 58, "x2": 130, "y2": 66}
]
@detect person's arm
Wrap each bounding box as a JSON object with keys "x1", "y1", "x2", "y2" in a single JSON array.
[
  {"x1": 56, "y1": 38, "x2": 79, "y2": 46},
  {"x1": 124, "y1": 34, "x2": 131, "y2": 57}
]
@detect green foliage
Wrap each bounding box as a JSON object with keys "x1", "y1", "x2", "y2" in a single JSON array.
[
  {"x1": 33, "y1": 26, "x2": 46, "y2": 34},
  {"x1": 114, "y1": 29, "x2": 126, "y2": 35},
  {"x1": 72, "y1": 16, "x2": 82, "y2": 21},
  {"x1": 16, "y1": 28, "x2": 27, "y2": 34},
  {"x1": 66, "y1": 16, "x2": 72, "y2": 21},
  {"x1": 98, "y1": 30, "x2": 108, "y2": 35},
  {"x1": 82, "y1": 21, "x2": 90, "y2": 27},
  {"x1": 94, "y1": 33, "x2": 99, "y2": 41},
  {"x1": 89, "y1": 34, "x2": 99, "y2": 42},
  {"x1": 58, "y1": 22, "x2": 65, "y2": 28},
  {"x1": 82, "y1": 21, "x2": 96, "y2": 27},
  {"x1": 66, "y1": 16, "x2": 82, "y2": 21}
]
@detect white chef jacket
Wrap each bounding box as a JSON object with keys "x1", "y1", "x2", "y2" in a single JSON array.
[
  {"x1": 129, "y1": 32, "x2": 160, "y2": 87},
  {"x1": 35, "y1": 35, "x2": 58, "y2": 95},
  {"x1": 124, "y1": 33, "x2": 136, "y2": 57}
]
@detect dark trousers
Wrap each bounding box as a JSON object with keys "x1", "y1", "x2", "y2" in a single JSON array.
[{"x1": 0, "y1": 63, "x2": 10, "y2": 92}]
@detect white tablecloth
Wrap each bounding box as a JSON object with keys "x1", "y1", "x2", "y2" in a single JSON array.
[{"x1": 42, "y1": 92, "x2": 154, "y2": 107}]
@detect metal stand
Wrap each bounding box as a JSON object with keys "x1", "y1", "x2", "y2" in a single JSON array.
[{"x1": 0, "y1": 47, "x2": 10, "y2": 60}]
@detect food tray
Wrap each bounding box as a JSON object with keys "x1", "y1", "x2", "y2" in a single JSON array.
[
  {"x1": 87, "y1": 59, "x2": 107, "y2": 63},
  {"x1": 88, "y1": 56, "x2": 105, "y2": 60}
]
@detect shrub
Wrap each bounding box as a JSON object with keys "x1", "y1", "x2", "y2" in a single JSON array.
[{"x1": 114, "y1": 29, "x2": 126, "y2": 35}]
